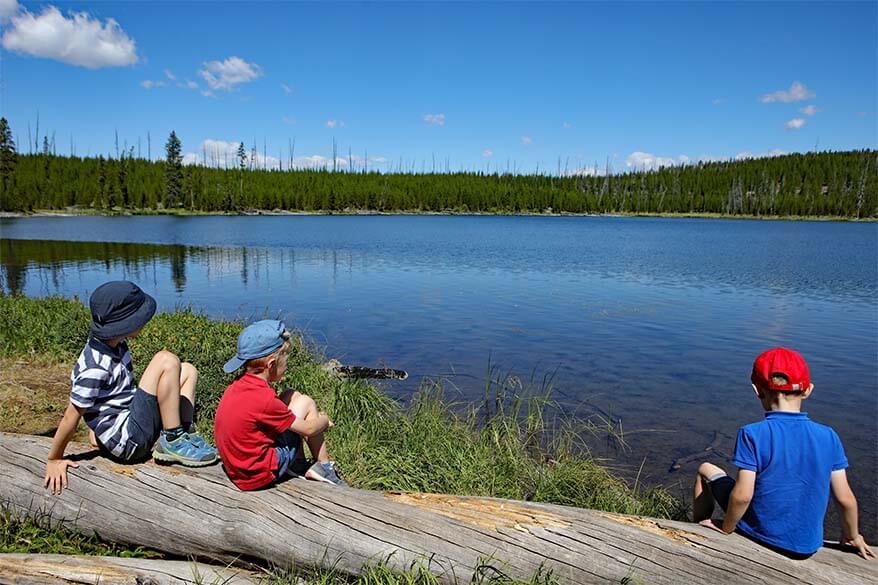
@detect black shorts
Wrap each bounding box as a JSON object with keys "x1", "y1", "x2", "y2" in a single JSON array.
[{"x1": 707, "y1": 474, "x2": 736, "y2": 511}]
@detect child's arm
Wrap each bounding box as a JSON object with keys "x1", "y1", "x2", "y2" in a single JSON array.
[
  {"x1": 44, "y1": 402, "x2": 85, "y2": 494},
  {"x1": 721, "y1": 469, "x2": 756, "y2": 533},
  {"x1": 289, "y1": 410, "x2": 333, "y2": 438},
  {"x1": 831, "y1": 469, "x2": 875, "y2": 560}
]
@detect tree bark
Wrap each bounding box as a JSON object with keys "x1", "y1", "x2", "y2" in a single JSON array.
[
  {"x1": 0, "y1": 433, "x2": 874, "y2": 584},
  {"x1": 0, "y1": 554, "x2": 259, "y2": 585}
]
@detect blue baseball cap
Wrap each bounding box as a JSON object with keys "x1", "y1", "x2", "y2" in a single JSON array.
[{"x1": 223, "y1": 319, "x2": 289, "y2": 373}]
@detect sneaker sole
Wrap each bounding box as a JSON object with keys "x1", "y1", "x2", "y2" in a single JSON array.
[
  {"x1": 305, "y1": 469, "x2": 343, "y2": 485},
  {"x1": 152, "y1": 451, "x2": 218, "y2": 467}
]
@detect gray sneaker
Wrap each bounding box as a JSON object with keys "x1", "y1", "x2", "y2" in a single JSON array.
[{"x1": 305, "y1": 461, "x2": 347, "y2": 487}]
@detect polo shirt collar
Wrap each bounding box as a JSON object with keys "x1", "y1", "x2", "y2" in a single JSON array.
[
  {"x1": 765, "y1": 411, "x2": 809, "y2": 420},
  {"x1": 88, "y1": 335, "x2": 124, "y2": 356}
]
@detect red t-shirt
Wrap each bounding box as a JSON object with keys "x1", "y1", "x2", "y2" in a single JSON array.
[{"x1": 214, "y1": 374, "x2": 295, "y2": 490}]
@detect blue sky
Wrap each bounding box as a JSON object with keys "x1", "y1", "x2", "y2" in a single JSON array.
[{"x1": 1, "y1": 1, "x2": 875, "y2": 174}]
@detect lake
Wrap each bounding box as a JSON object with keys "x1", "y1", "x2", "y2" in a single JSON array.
[{"x1": 1, "y1": 214, "x2": 876, "y2": 538}]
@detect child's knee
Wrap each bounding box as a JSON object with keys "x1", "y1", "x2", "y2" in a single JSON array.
[
  {"x1": 698, "y1": 462, "x2": 725, "y2": 479},
  {"x1": 152, "y1": 349, "x2": 181, "y2": 371},
  {"x1": 289, "y1": 393, "x2": 317, "y2": 418},
  {"x1": 181, "y1": 362, "x2": 198, "y2": 381}
]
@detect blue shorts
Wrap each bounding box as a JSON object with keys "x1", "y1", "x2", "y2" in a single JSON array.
[{"x1": 274, "y1": 431, "x2": 303, "y2": 479}]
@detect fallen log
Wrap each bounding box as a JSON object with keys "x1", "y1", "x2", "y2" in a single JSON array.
[
  {"x1": 0, "y1": 554, "x2": 259, "y2": 585},
  {"x1": 0, "y1": 433, "x2": 874, "y2": 585},
  {"x1": 321, "y1": 359, "x2": 408, "y2": 380}
]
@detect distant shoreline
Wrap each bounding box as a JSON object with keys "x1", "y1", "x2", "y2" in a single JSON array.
[{"x1": 1, "y1": 208, "x2": 873, "y2": 222}]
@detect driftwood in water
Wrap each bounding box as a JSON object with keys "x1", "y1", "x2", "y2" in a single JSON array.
[
  {"x1": 0, "y1": 433, "x2": 875, "y2": 585},
  {"x1": 0, "y1": 554, "x2": 259, "y2": 585},
  {"x1": 321, "y1": 359, "x2": 408, "y2": 380}
]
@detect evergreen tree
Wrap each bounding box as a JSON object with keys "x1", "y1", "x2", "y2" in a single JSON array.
[
  {"x1": 236, "y1": 141, "x2": 246, "y2": 208},
  {"x1": 164, "y1": 131, "x2": 183, "y2": 207},
  {"x1": 0, "y1": 117, "x2": 17, "y2": 207}
]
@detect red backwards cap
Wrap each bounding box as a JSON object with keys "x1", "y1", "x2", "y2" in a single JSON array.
[{"x1": 751, "y1": 347, "x2": 811, "y2": 392}]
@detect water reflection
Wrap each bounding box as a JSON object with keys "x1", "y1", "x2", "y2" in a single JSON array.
[{"x1": 1, "y1": 234, "x2": 875, "y2": 539}]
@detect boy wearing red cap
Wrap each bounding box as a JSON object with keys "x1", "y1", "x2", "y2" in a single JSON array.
[{"x1": 692, "y1": 347, "x2": 873, "y2": 560}]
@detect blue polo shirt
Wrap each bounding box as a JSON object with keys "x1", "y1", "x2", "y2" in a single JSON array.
[{"x1": 732, "y1": 411, "x2": 848, "y2": 555}]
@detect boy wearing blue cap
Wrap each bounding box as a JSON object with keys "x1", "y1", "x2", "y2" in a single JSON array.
[
  {"x1": 215, "y1": 319, "x2": 346, "y2": 490},
  {"x1": 45, "y1": 281, "x2": 218, "y2": 494}
]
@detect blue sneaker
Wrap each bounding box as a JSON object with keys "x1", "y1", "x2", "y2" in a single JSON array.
[
  {"x1": 153, "y1": 431, "x2": 218, "y2": 466},
  {"x1": 185, "y1": 428, "x2": 213, "y2": 453},
  {"x1": 305, "y1": 461, "x2": 347, "y2": 487}
]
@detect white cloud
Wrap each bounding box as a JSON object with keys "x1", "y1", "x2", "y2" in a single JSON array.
[
  {"x1": 0, "y1": 0, "x2": 20, "y2": 24},
  {"x1": 178, "y1": 79, "x2": 198, "y2": 90},
  {"x1": 423, "y1": 113, "x2": 446, "y2": 126},
  {"x1": 2, "y1": 5, "x2": 138, "y2": 68},
  {"x1": 711, "y1": 98, "x2": 724, "y2": 105},
  {"x1": 185, "y1": 139, "x2": 281, "y2": 169},
  {"x1": 520, "y1": 136, "x2": 533, "y2": 145},
  {"x1": 140, "y1": 79, "x2": 166, "y2": 89},
  {"x1": 282, "y1": 116, "x2": 297, "y2": 125},
  {"x1": 799, "y1": 104, "x2": 819, "y2": 116},
  {"x1": 784, "y1": 118, "x2": 806, "y2": 131},
  {"x1": 163, "y1": 68, "x2": 176, "y2": 80},
  {"x1": 625, "y1": 151, "x2": 689, "y2": 171},
  {"x1": 567, "y1": 166, "x2": 605, "y2": 177},
  {"x1": 182, "y1": 139, "x2": 387, "y2": 171},
  {"x1": 325, "y1": 119, "x2": 345, "y2": 129},
  {"x1": 198, "y1": 56, "x2": 262, "y2": 92},
  {"x1": 280, "y1": 83, "x2": 293, "y2": 94},
  {"x1": 482, "y1": 149, "x2": 493, "y2": 158},
  {"x1": 760, "y1": 81, "x2": 815, "y2": 104},
  {"x1": 561, "y1": 121, "x2": 572, "y2": 129},
  {"x1": 735, "y1": 149, "x2": 787, "y2": 160}
]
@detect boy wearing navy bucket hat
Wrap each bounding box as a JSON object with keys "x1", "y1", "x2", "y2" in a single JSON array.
[
  {"x1": 45, "y1": 281, "x2": 217, "y2": 494},
  {"x1": 215, "y1": 319, "x2": 346, "y2": 490},
  {"x1": 692, "y1": 347, "x2": 873, "y2": 560}
]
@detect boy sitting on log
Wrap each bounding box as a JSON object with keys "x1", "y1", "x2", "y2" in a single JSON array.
[
  {"x1": 45, "y1": 281, "x2": 218, "y2": 494},
  {"x1": 693, "y1": 347, "x2": 873, "y2": 560},
  {"x1": 215, "y1": 319, "x2": 346, "y2": 489}
]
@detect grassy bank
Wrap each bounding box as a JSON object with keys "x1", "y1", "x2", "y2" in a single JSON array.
[{"x1": 0, "y1": 294, "x2": 685, "y2": 582}]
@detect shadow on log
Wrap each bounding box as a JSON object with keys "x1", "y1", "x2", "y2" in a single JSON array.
[
  {"x1": 0, "y1": 433, "x2": 875, "y2": 584},
  {"x1": 0, "y1": 553, "x2": 259, "y2": 584}
]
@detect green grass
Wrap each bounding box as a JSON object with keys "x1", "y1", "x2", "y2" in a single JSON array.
[{"x1": 0, "y1": 294, "x2": 687, "y2": 580}]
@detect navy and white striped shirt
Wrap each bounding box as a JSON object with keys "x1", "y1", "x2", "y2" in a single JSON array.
[{"x1": 70, "y1": 337, "x2": 137, "y2": 458}]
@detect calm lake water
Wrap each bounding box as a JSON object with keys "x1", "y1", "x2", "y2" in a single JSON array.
[{"x1": 1, "y1": 215, "x2": 876, "y2": 537}]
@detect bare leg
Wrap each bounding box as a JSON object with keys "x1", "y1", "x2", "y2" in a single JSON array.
[
  {"x1": 693, "y1": 462, "x2": 725, "y2": 522},
  {"x1": 88, "y1": 429, "x2": 98, "y2": 448},
  {"x1": 179, "y1": 362, "x2": 198, "y2": 429},
  {"x1": 138, "y1": 350, "x2": 183, "y2": 430},
  {"x1": 283, "y1": 391, "x2": 330, "y2": 463}
]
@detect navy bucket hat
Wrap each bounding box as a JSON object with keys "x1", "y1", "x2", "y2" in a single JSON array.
[
  {"x1": 223, "y1": 319, "x2": 288, "y2": 373},
  {"x1": 89, "y1": 281, "x2": 157, "y2": 340}
]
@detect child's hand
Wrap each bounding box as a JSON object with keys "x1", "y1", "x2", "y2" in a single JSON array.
[
  {"x1": 44, "y1": 459, "x2": 79, "y2": 495},
  {"x1": 842, "y1": 534, "x2": 875, "y2": 560},
  {"x1": 320, "y1": 412, "x2": 334, "y2": 428}
]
